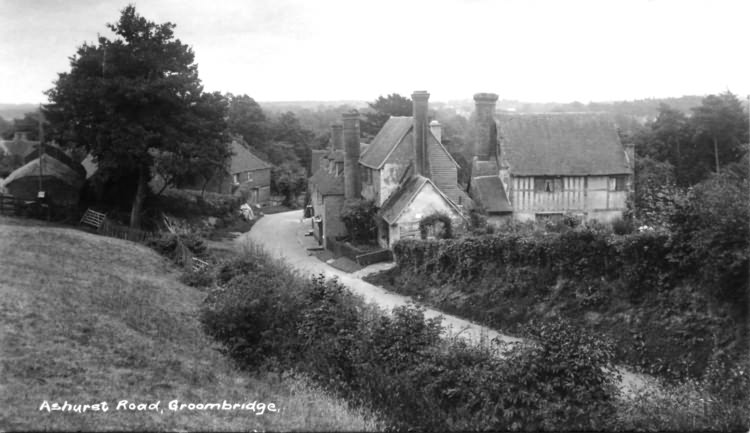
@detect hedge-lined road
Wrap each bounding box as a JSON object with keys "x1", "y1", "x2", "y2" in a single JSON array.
[{"x1": 238, "y1": 209, "x2": 652, "y2": 395}]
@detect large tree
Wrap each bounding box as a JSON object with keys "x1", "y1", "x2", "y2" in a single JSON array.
[
  {"x1": 690, "y1": 92, "x2": 748, "y2": 176},
  {"x1": 227, "y1": 93, "x2": 267, "y2": 150},
  {"x1": 361, "y1": 93, "x2": 413, "y2": 138},
  {"x1": 45, "y1": 5, "x2": 229, "y2": 227}
]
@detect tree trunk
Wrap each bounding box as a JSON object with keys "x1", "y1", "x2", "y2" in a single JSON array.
[
  {"x1": 130, "y1": 167, "x2": 148, "y2": 228},
  {"x1": 713, "y1": 136, "x2": 720, "y2": 174}
]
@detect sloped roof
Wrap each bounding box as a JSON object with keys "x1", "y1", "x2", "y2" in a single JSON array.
[
  {"x1": 498, "y1": 113, "x2": 630, "y2": 176},
  {"x1": 379, "y1": 175, "x2": 465, "y2": 224},
  {"x1": 309, "y1": 169, "x2": 344, "y2": 196},
  {"x1": 471, "y1": 176, "x2": 512, "y2": 213},
  {"x1": 359, "y1": 116, "x2": 413, "y2": 169},
  {"x1": 379, "y1": 175, "x2": 428, "y2": 224},
  {"x1": 1, "y1": 153, "x2": 84, "y2": 189},
  {"x1": 230, "y1": 141, "x2": 271, "y2": 174}
]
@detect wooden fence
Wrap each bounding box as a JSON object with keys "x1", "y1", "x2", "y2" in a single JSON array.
[
  {"x1": 0, "y1": 195, "x2": 19, "y2": 215},
  {"x1": 80, "y1": 208, "x2": 106, "y2": 229},
  {"x1": 97, "y1": 218, "x2": 158, "y2": 243}
]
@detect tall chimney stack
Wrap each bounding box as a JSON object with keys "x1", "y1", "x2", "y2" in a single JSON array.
[
  {"x1": 412, "y1": 90, "x2": 430, "y2": 177},
  {"x1": 342, "y1": 110, "x2": 361, "y2": 200},
  {"x1": 331, "y1": 123, "x2": 343, "y2": 151},
  {"x1": 473, "y1": 93, "x2": 499, "y2": 161}
]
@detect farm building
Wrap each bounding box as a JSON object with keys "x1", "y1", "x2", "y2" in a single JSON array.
[
  {"x1": 469, "y1": 93, "x2": 634, "y2": 224},
  {"x1": 175, "y1": 140, "x2": 272, "y2": 203},
  {"x1": 1, "y1": 152, "x2": 85, "y2": 206}
]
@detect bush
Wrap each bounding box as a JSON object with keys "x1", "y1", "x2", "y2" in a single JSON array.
[
  {"x1": 146, "y1": 232, "x2": 207, "y2": 263},
  {"x1": 180, "y1": 266, "x2": 213, "y2": 288},
  {"x1": 500, "y1": 319, "x2": 620, "y2": 431},
  {"x1": 419, "y1": 212, "x2": 453, "y2": 239},
  {"x1": 200, "y1": 243, "x2": 622, "y2": 431},
  {"x1": 340, "y1": 199, "x2": 377, "y2": 243}
]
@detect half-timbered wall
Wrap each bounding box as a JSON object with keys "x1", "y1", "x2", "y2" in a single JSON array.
[{"x1": 511, "y1": 175, "x2": 629, "y2": 222}]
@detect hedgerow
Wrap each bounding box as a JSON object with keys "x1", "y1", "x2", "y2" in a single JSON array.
[
  {"x1": 199, "y1": 244, "x2": 621, "y2": 431},
  {"x1": 387, "y1": 220, "x2": 746, "y2": 382}
]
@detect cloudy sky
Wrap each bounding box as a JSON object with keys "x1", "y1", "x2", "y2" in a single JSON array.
[{"x1": 1, "y1": 0, "x2": 748, "y2": 104}]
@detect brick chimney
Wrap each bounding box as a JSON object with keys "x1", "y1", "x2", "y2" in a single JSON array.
[
  {"x1": 429, "y1": 120, "x2": 442, "y2": 143},
  {"x1": 342, "y1": 110, "x2": 361, "y2": 200},
  {"x1": 331, "y1": 123, "x2": 343, "y2": 151},
  {"x1": 473, "y1": 92, "x2": 499, "y2": 161},
  {"x1": 412, "y1": 90, "x2": 430, "y2": 178}
]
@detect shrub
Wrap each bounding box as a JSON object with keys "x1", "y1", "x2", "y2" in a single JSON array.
[
  {"x1": 419, "y1": 212, "x2": 453, "y2": 239},
  {"x1": 180, "y1": 266, "x2": 213, "y2": 288},
  {"x1": 340, "y1": 199, "x2": 378, "y2": 243},
  {"x1": 500, "y1": 319, "x2": 620, "y2": 431},
  {"x1": 611, "y1": 216, "x2": 635, "y2": 235},
  {"x1": 201, "y1": 242, "x2": 623, "y2": 431}
]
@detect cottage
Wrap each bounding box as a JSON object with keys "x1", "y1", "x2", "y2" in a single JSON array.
[
  {"x1": 364, "y1": 91, "x2": 468, "y2": 247},
  {"x1": 181, "y1": 140, "x2": 272, "y2": 203},
  {"x1": 469, "y1": 93, "x2": 634, "y2": 224}
]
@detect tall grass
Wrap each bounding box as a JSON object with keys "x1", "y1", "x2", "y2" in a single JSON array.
[{"x1": 0, "y1": 218, "x2": 380, "y2": 431}]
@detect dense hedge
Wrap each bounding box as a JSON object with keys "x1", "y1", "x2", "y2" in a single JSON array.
[
  {"x1": 387, "y1": 224, "x2": 747, "y2": 381},
  {"x1": 200, "y1": 245, "x2": 621, "y2": 431},
  {"x1": 393, "y1": 229, "x2": 676, "y2": 297}
]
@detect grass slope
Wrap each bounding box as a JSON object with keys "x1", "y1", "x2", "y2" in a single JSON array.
[{"x1": 0, "y1": 216, "x2": 378, "y2": 431}]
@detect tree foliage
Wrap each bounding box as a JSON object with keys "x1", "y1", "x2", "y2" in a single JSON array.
[
  {"x1": 361, "y1": 93, "x2": 412, "y2": 138},
  {"x1": 419, "y1": 212, "x2": 453, "y2": 239},
  {"x1": 271, "y1": 161, "x2": 306, "y2": 207},
  {"x1": 227, "y1": 93, "x2": 267, "y2": 150},
  {"x1": 44, "y1": 5, "x2": 229, "y2": 227},
  {"x1": 340, "y1": 199, "x2": 378, "y2": 243}
]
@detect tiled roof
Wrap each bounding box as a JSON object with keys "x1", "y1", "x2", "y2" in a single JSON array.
[
  {"x1": 378, "y1": 175, "x2": 464, "y2": 224},
  {"x1": 230, "y1": 141, "x2": 271, "y2": 174},
  {"x1": 359, "y1": 117, "x2": 413, "y2": 169},
  {"x1": 379, "y1": 175, "x2": 427, "y2": 224},
  {"x1": 471, "y1": 176, "x2": 512, "y2": 213},
  {"x1": 309, "y1": 169, "x2": 344, "y2": 196},
  {"x1": 498, "y1": 113, "x2": 630, "y2": 176}
]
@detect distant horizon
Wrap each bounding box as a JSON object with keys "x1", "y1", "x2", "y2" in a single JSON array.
[
  {"x1": 3, "y1": 92, "x2": 747, "y2": 109},
  {"x1": 2, "y1": 0, "x2": 748, "y2": 106}
]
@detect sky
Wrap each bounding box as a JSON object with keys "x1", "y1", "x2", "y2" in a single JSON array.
[{"x1": 1, "y1": 0, "x2": 748, "y2": 104}]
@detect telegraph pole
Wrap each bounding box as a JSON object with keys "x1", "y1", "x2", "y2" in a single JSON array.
[{"x1": 38, "y1": 104, "x2": 44, "y2": 194}]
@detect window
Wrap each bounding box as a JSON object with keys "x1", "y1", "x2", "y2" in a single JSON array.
[
  {"x1": 534, "y1": 177, "x2": 560, "y2": 193},
  {"x1": 232, "y1": 174, "x2": 239, "y2": 184},
  {"x1": 614, "y1": 176, "x2": 627, "y2": 191}
]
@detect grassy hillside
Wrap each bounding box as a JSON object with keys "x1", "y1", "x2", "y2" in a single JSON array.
[{"x1": 0, "y1": 216, "x2": 378, "y2": 431}]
